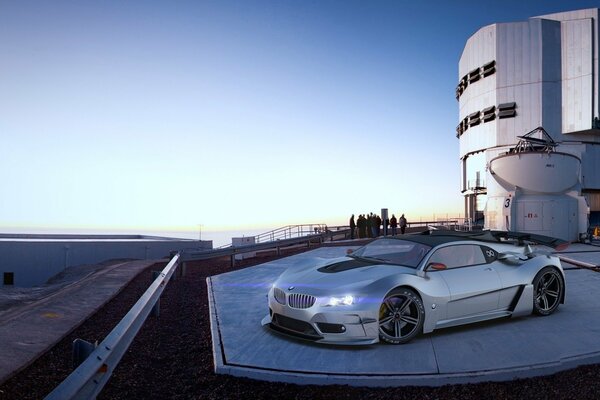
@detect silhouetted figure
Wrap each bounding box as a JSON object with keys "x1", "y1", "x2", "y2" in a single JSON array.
[
  {"x1": 356, "y1": 214, "x2": 367, "y2": 239},
  {"x1": 400, "y1": 214, "x2": 407, "y2": 234},
  {"x1": 390, "y1": 214, "x2": 398, "y2": 236},
  {"x1": 349, "y1": 214, "x2": 356, "y2": 239},
  {"x1": 375, "y1": 214, "x2": 382, "y2": 236}
]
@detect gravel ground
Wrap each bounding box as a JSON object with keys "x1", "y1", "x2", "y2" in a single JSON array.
[{"x1": 1, "y1": 246, "x2": 599, "y2": 399}]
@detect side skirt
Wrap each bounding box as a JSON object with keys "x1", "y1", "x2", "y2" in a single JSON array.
[
  {"x1": 435, "y1": 310, "x2": 512, "y2": 330},
  {"x1": 431, "y1": 284, "x2": 535, "y2": 332}
]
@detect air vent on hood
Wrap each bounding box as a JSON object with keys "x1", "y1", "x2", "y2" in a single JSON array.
[{"x1": 318, "y1": 259, "x2": 374, "y2": 273}]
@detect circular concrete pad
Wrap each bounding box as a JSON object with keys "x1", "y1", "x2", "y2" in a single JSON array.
[{"x1": 208, "y1": 247, "x2": 600, "y2": 386}]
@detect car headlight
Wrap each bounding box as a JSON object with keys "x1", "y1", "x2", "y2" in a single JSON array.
[{"x1": 326, "y1": 295, "x2": 356, "y2": 306}]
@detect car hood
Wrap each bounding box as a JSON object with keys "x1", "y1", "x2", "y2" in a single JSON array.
[{"x1": 273, "y1": 256, "x2": 416, "y2": 294}]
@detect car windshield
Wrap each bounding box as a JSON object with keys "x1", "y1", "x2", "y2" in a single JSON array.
[{"x1": 350, "y1": 238, "x2": 432, "y2": 268}]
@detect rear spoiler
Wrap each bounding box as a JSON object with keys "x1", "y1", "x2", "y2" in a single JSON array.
[
  {"x1": 488, "y1": 231, "x2": 569, "y2": 251},
  {"x1": 425, "y1": 229, "x2": 569, "y2": 251}
]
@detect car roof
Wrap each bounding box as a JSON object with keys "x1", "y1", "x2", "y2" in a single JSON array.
[
  {"x1": 386, "y1": 230, "x2": 566, "y2": 250},
  {"x1": 389, "y1": 233, "x2": 476, "y2": 247}
]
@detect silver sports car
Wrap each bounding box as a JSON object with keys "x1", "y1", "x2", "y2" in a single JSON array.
[{"x1": 261, "y1": 230, "x2": 568, "y2": 345}]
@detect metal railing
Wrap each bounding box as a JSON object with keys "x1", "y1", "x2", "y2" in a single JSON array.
[
  {"x1": 184, "y1": 228, "x2": 350, "y2": 266},
  {"x1": 216, "y1": 224, "x2": 329, "y2": 249},
  {"x1": 405, "y1": 219, "x2": 458, "y2": 228},
  {"x1": 44, "y1": 254, "x2": 181, "y2": 400},
  {"x1": 453, "y1": 218, "x2": 474, "y2": 232},
  {"x1": 467, "y1": 178, "x2": 487, "y2": 191},
  {"x1": 255, "y1": 224, "x2": 328, "y2": 243},
  {"x1": 415, "y1": 218, "x2": 479, "y2": 232}
]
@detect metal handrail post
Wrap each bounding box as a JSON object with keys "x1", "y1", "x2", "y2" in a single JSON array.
[{"x1": 151, "y1": 271, "x2": 161, "y2": 317}]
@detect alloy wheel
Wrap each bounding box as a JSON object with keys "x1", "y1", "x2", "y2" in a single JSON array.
[{"x1": 378, "y1": 288, "x2": 424, "y2": 344}]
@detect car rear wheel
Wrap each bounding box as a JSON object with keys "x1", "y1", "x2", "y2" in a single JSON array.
[
  {"x1": 378, "y1": 288, "x2": 424, "y2": 344},
  {"x1": 533, "y1": 267, "x2": 563, "y2": 316}
]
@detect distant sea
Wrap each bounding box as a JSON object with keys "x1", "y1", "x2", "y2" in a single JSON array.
[{"x1": 0, "y1": 228, "x2": 270, "y2": 248}]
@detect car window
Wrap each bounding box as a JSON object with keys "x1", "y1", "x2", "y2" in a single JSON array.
[
  {"x1": 427, "y1": 244, "x2": 486, "y2": 269},
  {"x1": 350, "y1": 238, "x2": 432, "y2": 268}
]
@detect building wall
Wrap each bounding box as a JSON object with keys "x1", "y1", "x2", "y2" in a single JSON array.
[
  {"x1": 0, "y1": 237, "x2": 211, "y2": 287},
  {"x1": 561, "y1": 18, "x2": 594, "y2": 133},
  {"x1": 459, "y1": 8, "x2": 600, "y2": 156},
  {"x1": 538, "y1": 8, "x2": 600, "y2": 124},
  {"x1": 459, "y1": 24, "x2": 497, "y2": 158},
  {"x1": 459, "y1": 18, "x2": 566, "y2": 158},
  {"x1": 582, "y1": 145, "x2": 600, "y2": 188},
  {"x1": 495, "y1": 20, "x2": 546, "y2": 144},
  {"x1": 457, "y1": 8, "x2": 600, "y2": 237}
]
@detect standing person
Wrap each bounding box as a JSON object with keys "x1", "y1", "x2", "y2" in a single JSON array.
[
  {"x1": 400, "y1": 213, "x2": 407, "y2": 235},
  {"x1": 390, "y1": 214, "x2": 398, "y2": 236},
  {"x1": 375, "y1": 214, "x2": 382, "y2": 237},
  {"x1": 357, "y1": 214, "x2": 366, "y2": 238},
  {"x1": 366, "y1": 213, "x2": 373, "y2": 238},
  {"x1": 349, "y1": 214, "x2": 356, "y2": 240}
]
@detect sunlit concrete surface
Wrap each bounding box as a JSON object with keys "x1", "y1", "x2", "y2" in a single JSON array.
[{"x1": 208, "y1": 246, "x2": 600, "y2": 387}]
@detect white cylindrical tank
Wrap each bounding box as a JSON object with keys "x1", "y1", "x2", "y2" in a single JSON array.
[{"x1": 489, "y1": 152, "x2": 580, "y2": 193}]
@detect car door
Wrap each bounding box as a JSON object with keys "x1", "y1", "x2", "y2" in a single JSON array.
[
  {"x1": 480, "y1": 245, "x2": 530, "y2": 310},
  {"x1": 427, "y1": 244, "x2": 501, "y2": 320}
]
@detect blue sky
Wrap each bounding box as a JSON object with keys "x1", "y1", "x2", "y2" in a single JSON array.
[{"x1": 1, "y1": 0, "x2": 598, "y2": 233}]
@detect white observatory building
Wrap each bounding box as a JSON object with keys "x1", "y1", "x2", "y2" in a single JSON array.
[{"x1": 457, "y1": 8, "x2": 600, "y2": 241}]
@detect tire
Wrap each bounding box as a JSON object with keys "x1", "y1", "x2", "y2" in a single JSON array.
[
  {"x1": 532, "y1": 267, "x2": 563, "y2": 316},
  {"x1": 378, "y1": 288, "x2": 424, "y2": 344}
]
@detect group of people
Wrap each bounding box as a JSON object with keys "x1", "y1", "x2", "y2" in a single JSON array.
[{"x1": 348, "y1": 213, "x2": 407, "y2": 239}]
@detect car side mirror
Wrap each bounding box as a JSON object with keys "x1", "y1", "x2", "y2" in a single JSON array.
[
  {"x1": 346, "y1": 249, "x2": 354, "y2": 255},
  {"x1": 498, "y1": 252, "x2": 525, "y2": 263},
  {"x1": 427, "y1": 262, "x2": 447, "y2": 271}
]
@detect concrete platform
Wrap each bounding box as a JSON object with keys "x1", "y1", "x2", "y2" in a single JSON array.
[{"x1": 208, "y1": 246, "x2": 600, "y2": 387}]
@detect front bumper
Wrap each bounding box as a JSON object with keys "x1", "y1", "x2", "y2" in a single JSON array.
[{"x1": 262, "y1": 291, "x2": 380, "y2": 345}]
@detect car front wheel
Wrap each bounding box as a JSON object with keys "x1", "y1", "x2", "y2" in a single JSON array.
[
  {"x1": 378, "y1": 288, "x2": 424, "y2": 344},
  {"x1": 533, "y1": 267, "x2": 563, "y2": 316}
]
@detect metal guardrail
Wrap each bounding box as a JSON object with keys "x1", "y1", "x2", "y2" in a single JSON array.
[{"x1": 44, "y1": 254, "x2": 181, "y2": 400}]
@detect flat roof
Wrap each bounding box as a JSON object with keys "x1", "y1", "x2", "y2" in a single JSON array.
[{"x1": 0, "y1": 233, "x2": 195, "y2": 242}]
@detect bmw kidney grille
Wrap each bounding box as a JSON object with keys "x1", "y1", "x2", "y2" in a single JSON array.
[
  {"x1": 288, "y1": 293, "x2": 316, "y2": 309},
  {"x1": 273, "y1": 287, "x2": 286, "y2": 305}
]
